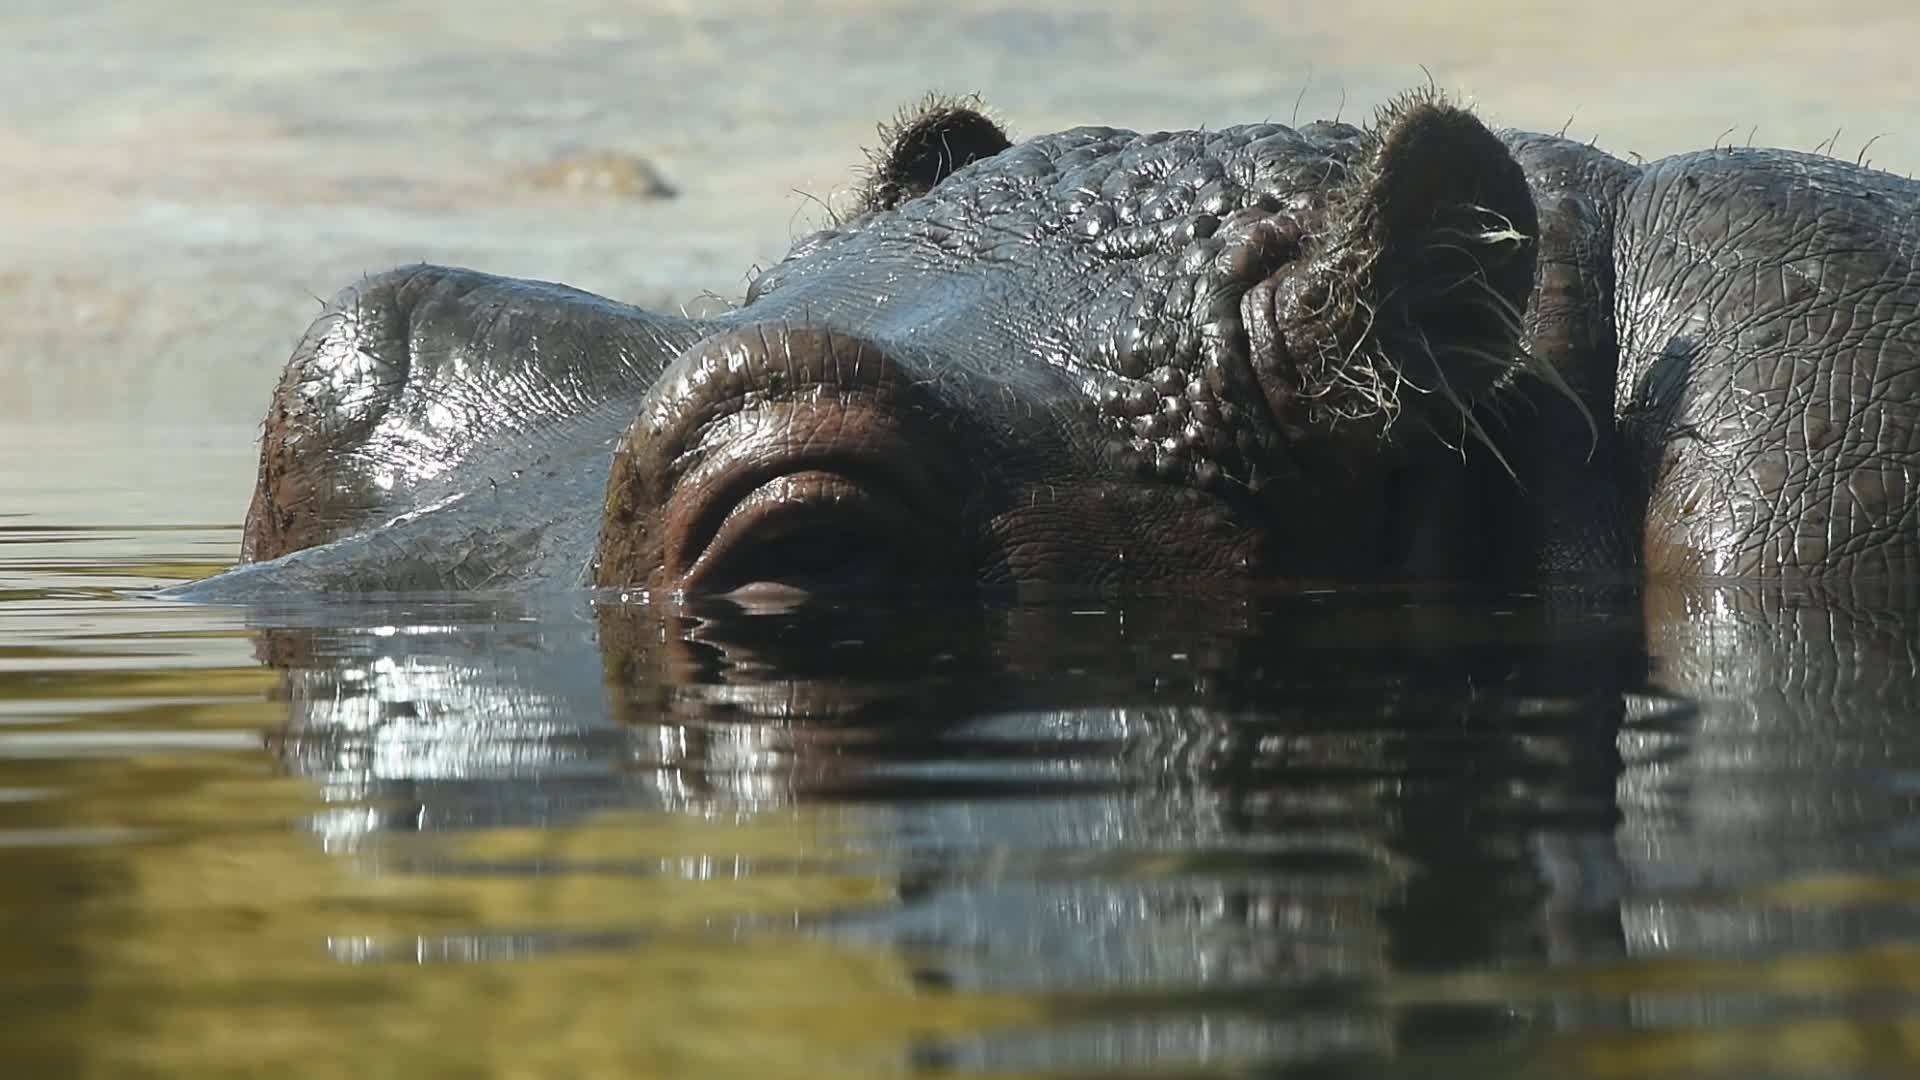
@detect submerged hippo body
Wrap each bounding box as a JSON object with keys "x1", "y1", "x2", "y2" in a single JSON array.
[{"x1": 182, "y1": 93, "x2": 1920, "y2": 600}]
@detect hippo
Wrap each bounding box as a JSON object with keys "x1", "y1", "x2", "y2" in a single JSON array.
[{"x1": 176, "y1": 91, "x2": 1919, "y2": 601}]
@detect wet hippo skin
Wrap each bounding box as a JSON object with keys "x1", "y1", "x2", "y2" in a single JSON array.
[{"x1": 173, "y1": 92, "x2": 1920, "y2": 601}]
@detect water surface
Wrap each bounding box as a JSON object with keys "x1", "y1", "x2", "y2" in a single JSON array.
[{"x1": 7, "y1": 418, "x2": 1920, "y2": 1075}]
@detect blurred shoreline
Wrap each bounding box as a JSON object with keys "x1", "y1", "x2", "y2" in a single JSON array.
[{"x1": 4, "y1": 0, "x2": 1915, "y2": 428}]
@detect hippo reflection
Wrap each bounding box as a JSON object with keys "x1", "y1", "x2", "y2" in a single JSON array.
[
  {"x1": 256, "y1": 582, "x2": 1920, "y2": 1070},
  {"x1": 178, "y1": 92, "x2": 1919, "y2": 601}
]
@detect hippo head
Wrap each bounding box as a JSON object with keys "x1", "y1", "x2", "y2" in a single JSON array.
[{"x1": 226, "y1": 92, "x2": 1552, "y2": 599}]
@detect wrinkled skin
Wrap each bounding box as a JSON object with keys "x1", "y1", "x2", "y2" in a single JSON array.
[{"x1": 176, "y1": 91, "x2": 1920, "y2": 601}]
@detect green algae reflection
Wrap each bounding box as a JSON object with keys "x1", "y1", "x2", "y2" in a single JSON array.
[{"x1": 0, "y1": 749, "x2": 1040, "y2": 1079}]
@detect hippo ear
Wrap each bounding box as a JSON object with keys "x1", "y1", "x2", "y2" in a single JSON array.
[
  {"x1": 862, "y1": 94, "x2": 1012, "y2": 210},
  {"x1": 1264, "y1": 93, "x2": 1544, "y2": 444}
]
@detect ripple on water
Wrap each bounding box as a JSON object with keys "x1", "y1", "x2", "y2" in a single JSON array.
[
  {"x1": 6, "y1": 515, "x2": 1920, "y2": 1076},
  {"x1": 7, "y1": 358, "x2": 1920, "y2": 1076}
]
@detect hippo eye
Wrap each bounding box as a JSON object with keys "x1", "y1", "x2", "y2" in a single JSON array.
[
  {"x1": 680, "y1": 466, "x2": 952, "y2": 597},
  {"x1": 599, "y1": 328, "x2": 969, "y2": 594},
  {"x1": 703, "y1": 516, "x2": 906, "y2": 595}
]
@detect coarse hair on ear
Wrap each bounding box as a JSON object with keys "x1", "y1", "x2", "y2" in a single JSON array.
[
  {"x1": 860, "y1": 92, "x2": 1012, "y2": 211},
  {"x1": 1261, "y1": 89, "x2": 1581, "y2": 463}
]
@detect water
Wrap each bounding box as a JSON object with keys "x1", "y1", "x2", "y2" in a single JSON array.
[
  {"x1": 8, "y1": 428, "x2": 1920, "y2": 1078},
  {"x1": 6, "y1": 3, "x2": 1920, "y2": 1076}
]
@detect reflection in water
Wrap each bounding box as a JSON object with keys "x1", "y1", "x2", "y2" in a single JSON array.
[
  {"x1": 238, "y1": 582, "x2": 1920, "y2": 1073},
  {"x1": 4, "y1": 573, "x2": 1918, "y2": 1074},
  {"x1": 1613, "y1": 584, "x2": 1920, "y2": 1043}
]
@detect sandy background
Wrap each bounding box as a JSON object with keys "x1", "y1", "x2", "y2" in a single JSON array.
[{"x1": 3, "y1": 0, "x2": 1915, "y2": 436}]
